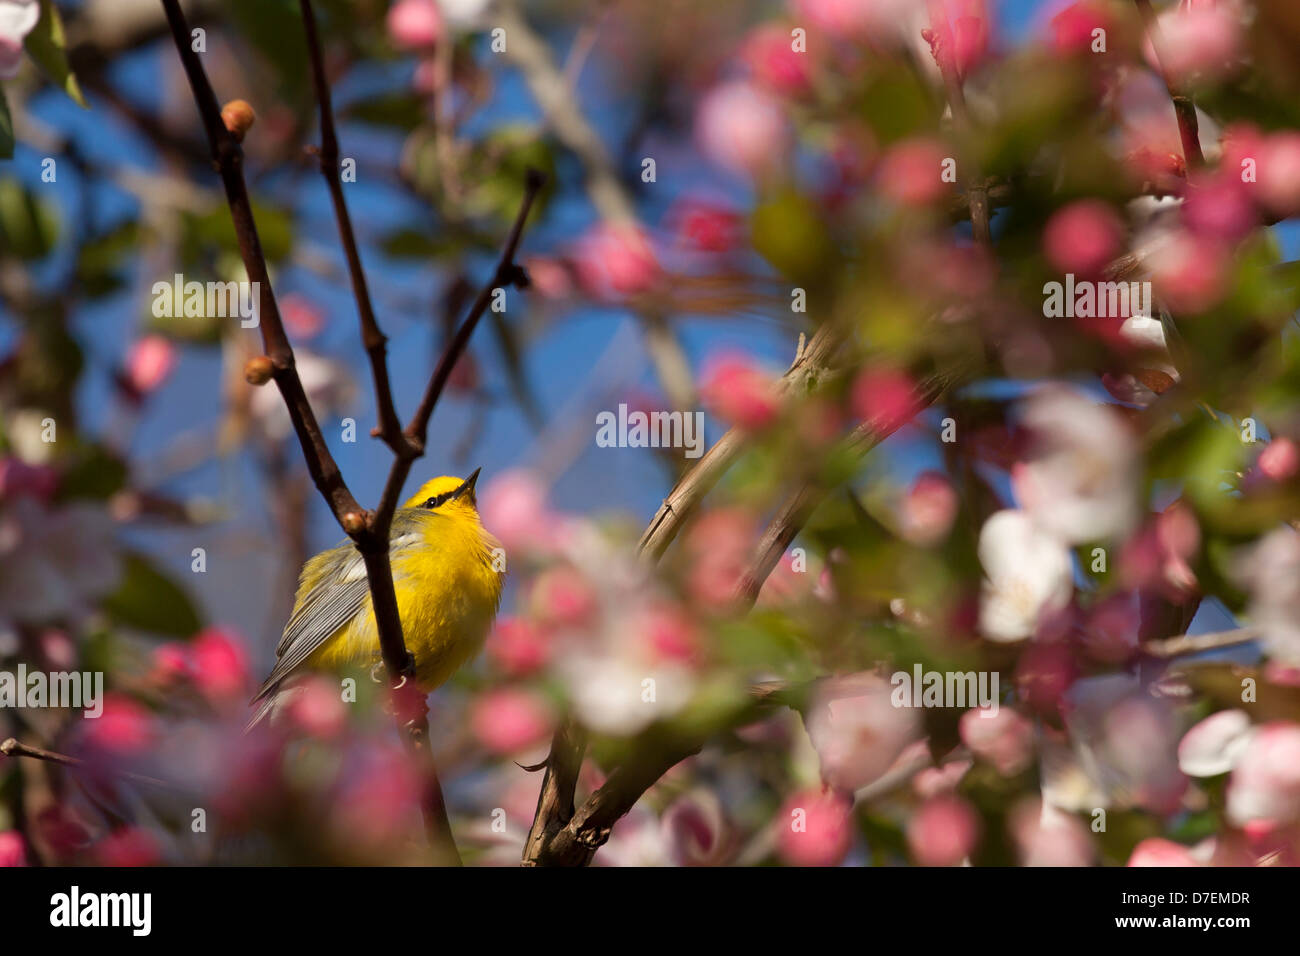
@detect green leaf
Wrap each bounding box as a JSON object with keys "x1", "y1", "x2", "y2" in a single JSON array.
[
  {"x1": 103, "y1": 552, "x2": 202, "y2": 637},
  {"x1": 23, "y1": 0, "x2": 88, "y2": 109},
  {"x1": 0, "y1": 86, "x2": 13, "y2": 160}
]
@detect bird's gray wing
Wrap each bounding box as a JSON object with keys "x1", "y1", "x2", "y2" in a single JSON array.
[{"x1": 251, "y1": 544, "x2": 370, "y2": 706}]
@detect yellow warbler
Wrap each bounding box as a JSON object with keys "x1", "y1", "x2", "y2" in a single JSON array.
[{"x1": 248, "y1": 469, "x2": 503, "y2": 728}]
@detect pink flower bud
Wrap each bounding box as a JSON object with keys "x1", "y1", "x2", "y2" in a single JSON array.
[
  {"x1": 1257, "y1": 133, "x2": 1300, "y2": 219},
  {"x1": 900, "y1": 471, "x2": 958, "y2": 546},
  {"x1": 1043, "y1": 200, "x2": 1124, "y2": 276},
  {"x1": 471, "y1": 687, "x2": 555, "y2": 754},
  {"x1": 1146, "y1": 231, "x2": 1228, "y2": 314},
  {"x1": 288, "y1": 676, "x2": 348, "y2": 738},
  {"x1": 907, "y1": 795, "x2": 980, "y2": 866},
  {"x1": 125, "y1": 335, "x2": 176, "y2": 394},
  {"x1": 875, "y1": 138, "x2": 951, "y2": 206},
  {"x1": 386, "y1": 0, "x2": 442, "y2": 51},
  {"x1": 742, "y1": 24, "x2": 812, "y2": 97},
  {"x1": 573, "y1": 223, "x2": 661, "y2": 300},
  {"x1": 191, "y1": 627, "x2": 250, "y2": 703},
  {"x1": 960, "y1": 705, "x2": 1034, "y2": 775},
  {"x1": 696, "y1": 81, "x2": 789, "y2": 178},
  {"x1": 671, "y1": 199, "x2": 743, "y2": 253},
  {"x1": 1048, "y1": 1, "x2": 1113, "y2": 55},
  {"x1": 1184, "y1": 171, "x2": 1256, "y2": 241},
  {"x1": 1145, "y1": 6, "x2": 1242, "y2": 85},
  {"x1": 83, "y1": 694, "x2": 155, "y2": 754},
  {"x1": 851, "y1": 366, "x2": 918, "y2": 435},
  {"x1": 486, "y1": 616, "x2": 551, "y2": 676},
  {"x1": 1127, "y1": 837, "x2": 1202, "y2": 866},
  {"x1": 0, "y1": 831, "x2": 27, "y2": 867},
  {"x1": 700, "y1": 352, "x2": 780, "y2": 430},
  {"x1": 777, "y1": 788, "x2": 853, "y2": 866},
  {"x1": 478, "y1": 468, "x2": 552, "y2": 554},
  {"x1": 530, "y1": 565, "x2": 597, "y2": 628},
  {"x1": 95, "y1": 827, "x2": 161, "y2": 867},
  {"x1": 1258, "y1": 438, "x2": 1299, "y2": 482}
]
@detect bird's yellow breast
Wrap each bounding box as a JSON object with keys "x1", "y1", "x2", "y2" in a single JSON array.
[{"x1": 305, "y1": 511, "x2": 503, "y2": 690}]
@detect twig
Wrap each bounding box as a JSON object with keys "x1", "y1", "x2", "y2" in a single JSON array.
[
  {"x1": 1144, "y1": 626, "x2": 1260, "y2": 659},
  {"x1": 1, "y1": 738, "x2": 172, "y2": 790},
  {"x1": 299, "y1": 0, "x2": 404, "y2": 454},
  {"x1": 1133, "y1": 0, "x2": 1203, "y2": 169}
]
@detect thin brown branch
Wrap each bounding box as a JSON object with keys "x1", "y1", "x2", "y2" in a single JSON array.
[
  {"x1": 299, "y1": 0, "x2": 404, "y2": 453},
  {"x1": 1, "y1": 738, "x2": 172, "y2": 790},
  {"x1": 1144, "y1": 626, "x2": 1260, "y2": 659},
  {"x1": 1133, "y1": 0, "x2": 1203, "y2": 169}
]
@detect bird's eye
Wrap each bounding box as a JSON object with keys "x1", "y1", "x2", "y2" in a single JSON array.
[{"x1": 423, "y1": 492, "x2": 451, "y2": 509}]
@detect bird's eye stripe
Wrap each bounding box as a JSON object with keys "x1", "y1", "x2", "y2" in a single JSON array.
[{"x1": 423, "y1": 492, "x2": 451, "y2": 509}]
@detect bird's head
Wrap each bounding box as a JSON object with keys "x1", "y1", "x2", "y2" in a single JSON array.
[{"x1": 404, "y1": 468, "x2": 482, "y2": 516}]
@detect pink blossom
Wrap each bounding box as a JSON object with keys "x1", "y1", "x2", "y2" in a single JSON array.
[
  {"x1": 875, "y1": 138, "x2": 951, "y2": 206},
  {"x1": 700, "y1": 352, "x2": 780, "y2": 430},
  {"x1": 95, "y1": 827, "x2": 161, "y2": 867},
  {"x1": 280, "y1": 294, "x2": 325, "y2": 339},
  {"x1": 478, "y1": 468, "x2": 552, "y2": 554},
  {"x1": 777, "y1": 788, "x2": 853, "y2": 866},
  {"x1": 386, "y1": 0, "x2": 442, "y2": 51},
  {"x1": 923, "y1": 0, "x2": 991, "y2": 79},
  {"x1": 663, "y1": 791, "x2": 733, "y2": 865},
  {"x1": 1043, "y1": 201, "x2": 1124, "y2": 276},
  {"x1": 1257, "y1": 133, "x2": 1300, "y2": 219},
  {"x1": 1127, "y1": 837, "x2": 1202, "y2": 866},
  {"x1": 635, "y1": 602, "x2": 699, "y2": 663},
  {"x1": 522, "y1": 256, "x2": 574, "y2": 300},
  {"x1": 961, "y1": 705, "x2": 1034, "y2": 775},
  {"x1": 573, "y1": 223, "x2": 661, "y2": 300},
  {"x1": 1047, "y1": 0, "x2": 1112, "y2": 55},
  {"x1": 83, "y1": 694, "x2": 155, "y2": 754},
  {"x1": 912, "y1": 757, "x2": 972, "y2": 798},
  {"x1": 908, "y1": 795, "x2": 980, "y2": 866},
  {"x1": 900, "y1": 471, "x2": 958, "y2": 546},
  {"x1": 530, "y1": 565, "x2": 598, "y2": 628},
  {"x1": 486, "y1": 616, "x2": 550, "y2": 676},
  {"x1": 1226, "y1": 722, "x2": 1300, "y2": 826},
  {"x1": 671, "y1": 199, "x2": 743, "y2": 253},
  {"x1": 742, "y1": 24, "x2": 812, "y2": 96},
  {"x1": 471, "y1": 687, "x2": 555, "y2": 754},
  {"x1": 851, "y1": 366, "x2": 918, "y2": 435},
  {"x1": 150, "y1": 641, "x2": 192, "y2": 683},
  {"x1": 1258, "y1": 438, "x2": 1299, "y2": 482},
  {"x1": 696, "y1": 80, "x2": 789, "y2": 177},
  {"x1": 804, "y1": 672, "x2": 921, "y2": 791},
  {"x1": 1183, "y1": 171, "x2": 1256, "y2": 241},
  {"x1": 0, "y1": 831, "x2": 26, "y2": 867},
  {"x1": 287, "y1": 676, "x2": 348, "y2": 738},
  {"x1": 191, "y1": 627, "x2": 250, "y2": 702},
  {"x1": 1145, "y1": 5, "x2": 1242, "y2": 85},
  {"x1": 125, "y1": 335, "x2": 176, "y2": 394},
  {"x1": 1009, "y1": 799, "x2": 1095, "y2": 866},
  {"x1": 332, "y1": 743, "x2": 423, "y2": 850}
]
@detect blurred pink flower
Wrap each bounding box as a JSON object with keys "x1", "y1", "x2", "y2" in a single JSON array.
[
  {"x1": 280, "y1": 293, "x2": 325, "y2": 340},
  {"x1": 1226, "y1": 722, "x2": 1300, "y2": 826},
  {"x1": 149, "y1": 642, "x2": 192, "y2": 684},
  {"x1": 700, "y1": 352, "x2": 780, "y2": 430},
  {"x1": 386, "y1": 0, "x2": 442, "y2": 51},
  {"x1": 899, "y1": 471, "x2": 958, "y2": 546},
  {"x1": 1146, "y1": 231, "x2": 1229, "y2": 314},
  {"x1": 486, "y1": 616, "x2": 550, "y2": 676},
  {"x1": 696, "y1": 80, "x2": 789, "y2": 177},
  {"x1": 923, "y1": 0, "x2": 991, "y2": 79},
  {"x1": 1009, "y1": 799, "x2": 1094, "y2": 866},
  {"x1": 1237, "y1": 527, "x2": 1300, "y2": 665},
  {"x1": 1259, "y1": 438, "x2": 1300, "y2": 482},
  {"x1": 1081, "y1": 593, "x2": 1140, "y2": 664},
  {"x1": 287, "y1": 675, "x2": 348, "y2": 739},
  {"x1": 1127, "y1": 837, "x2": 1202, "y2": 866},
  {"x1": 671, "y1": 198, "x2": 743, "y2": 253},
  {"x1": 191, "y1": 627, "x2": 250, "y2": 703},
  {"x1": 94, "y1": 827, "x2": 161, "y2": 867},
  {"x1": 478, "y1": 467, "x2": 552, "y2": 554},
  {"x1": 573, "y1": 223, "x2": 661, "y2": 300},
  {"x1": 742, "y1": 23, "x2": 812, "y2": 96},
  {"x1": 523, "y1": 256, "x2": 574, "y2": 300},
  {"x1": 332, "y1": 743, "x2": 423, "y2": 849},
  {"x1": 0, "y1": 831, "x2": 26, "y2": 867},
  {"x1": 1015, "y1": 641, "x2": 1076, "y2": 716},
  {"x1": 875, "y1": 138, "x2": 950, "y2": 206},
  {"x1": 1047, "y1": 0, "x2": 1113, "y2": 55},
  {"x1": 960, "y1": 705, "x2": 1034, "y2": 776},
  {"x1": 851, "y1": 366, "x2": 918, "y2": 434},
  {"x1": 1256, "y1": 133, "x2": 1300, "y2": 218},
  {"x1": 777, "y1": 788, "x2": 853, "y2": 866},
  {"x1": 125, "y1": 335, "x2": 176, "y2": 395},
  {"x1": 83, "y1": 694, "x2": 155, "y2": 754},
  {"x1": 634, "y1": 601, "x2": 699, "y2": 664},
  {"x1": 1145, "y1": 4, "x2": 1242, "y2": 85},
  {"x1": 1184, "y1": 171, "x2": 1256, "y2": 241},
  {"x1": 471, "y1": 688, "x2": 555, "y2": 754},
  {"x1": 912, "y1": 756, "x2": 972, "y2": 797},
  {"x1": 530, "y1": 565, "x2": 598, "y2": 628},
  {"x1": 1178, "y1": 709, "x2": 1253, "y2": 777},
  {"x1": 1042, "y1": 200, "x2": 1124, "y2": 275},
  {"x1": 663, "y1": 791, "x2": 734, "y2": 866},
  {"x1": 804, "y1": 672, "x2": 920, "y2": 791},
  {"x1": 908, "y1": 794, "x2": 980, "y2": 866}
]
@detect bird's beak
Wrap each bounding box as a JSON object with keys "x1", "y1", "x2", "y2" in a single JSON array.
[{"x1": 458, "y1": 467, "x2": 482, "y2": 500}]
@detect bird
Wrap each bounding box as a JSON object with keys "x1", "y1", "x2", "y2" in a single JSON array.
[{"x1": 247, "y1": 468, "x2": 503, "y2": 730}]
